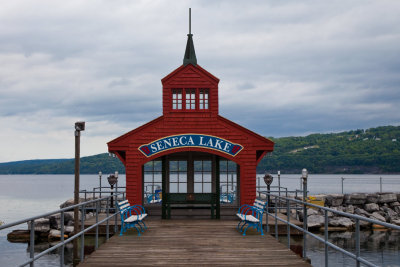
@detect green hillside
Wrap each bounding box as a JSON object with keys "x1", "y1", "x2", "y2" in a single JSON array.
[
  {"x1": 0, "y1": 154, "x2": 125, "y2": 174},
  {"x1": 257, "y1": 125, "x2": 400, "y2": 174},
  {"x1": 0, "y1": 125, "x2": 399, "y2": 174}
]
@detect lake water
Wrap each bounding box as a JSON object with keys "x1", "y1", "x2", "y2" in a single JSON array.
[{"x1": 0, "y1": 174, "x2": 399, "y2": 266}]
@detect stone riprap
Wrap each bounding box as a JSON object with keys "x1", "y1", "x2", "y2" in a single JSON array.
[
  {"x1": 296, "y1": 192, "x2": 400, "y2": 229},
  {"x1": 7, "y1": 198, "x2": 96, "y2": 243}
]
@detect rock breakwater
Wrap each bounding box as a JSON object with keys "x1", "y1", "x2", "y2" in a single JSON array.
[{"x1": 298, "y1": 192, "x2": 400, "y2": 229}]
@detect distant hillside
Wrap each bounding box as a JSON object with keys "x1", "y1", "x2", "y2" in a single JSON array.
[
  {"x1": 0, "y1": 154, "x2": 125, "y2": 174},
  {"x1": 1, "y1": 125, "x2": 399, "y2": 174},
  {"x1": 257, "y1": 125, "x2": 400, "y2": 174}
]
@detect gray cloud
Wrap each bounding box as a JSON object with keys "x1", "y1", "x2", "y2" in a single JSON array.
[{"x1": 0, "y1": 0, "x2": 400, "y2": 161}]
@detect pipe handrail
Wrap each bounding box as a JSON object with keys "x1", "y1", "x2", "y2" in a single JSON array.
[
  {"x1": 261, "y1": 191, "x2": 400, "y2": 229},
  {"x1": 0, "y1": 193, "x2": 125, "y2": 267},
  {"x1": 0, "y1": 193, "x2": 123, "y2": 231},
  {"x1": 264, "y1": 192, "x2": 400, "y2": 267},
  {"x1": 20, "y1": 212, "x2": 119, "y2": 266}
]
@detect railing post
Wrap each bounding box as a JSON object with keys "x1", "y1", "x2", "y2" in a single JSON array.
[
  {"x1": 106, "y1": 197, "x2": 110, "y2": 240},
  {"x1": 324, "y1": 210, "x2": 328, "y2": 267},
  {"x1": 29, "y1": 220, "x2": 35, "y2": 267},
  {"x1": 286, "y1": 199, "x2": 290, "y2": 249},
  {"x1": 266, "y1": 197, "x2": 269, "y2": 233},
  {"x1": 380, "y1": 177, "x2": 382, "y2": 193},
  {"x1": 95, "y1": 200, "x2": 99, "y2": 250},
  {"x1": 114, "y1": 197, "x2": 118, "y2": 233},
  {"x1": 355, "y1": 218, "x2": 360, "y2": 267},
  {"x1": 341, "y1": 177, "x2": 344, "y2": 194},
  {"x1": 80, "y1": 204, "x2": 85, "y2": 262},
  {"x1": 278, "y1": 171, "x2": 281, "y2": 210},
  {"x1": 303, "y1": 170, "x2": 308, "y2": 259},
  {"x1": 60, "y1": 211, "x2": 65, "y2": 267},
  {"x1": 275, "y1": 196, "x2": 278, "y2": 240}
]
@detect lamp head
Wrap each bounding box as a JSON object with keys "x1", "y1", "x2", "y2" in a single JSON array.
[
  {"x1": 75, "y1": 121, "x2": 85, "y2": 131},
  {"x1": 302, "y1": 168, "x2": 308, "y2": 179}
]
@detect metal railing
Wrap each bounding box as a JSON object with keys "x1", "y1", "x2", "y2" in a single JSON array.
[
  {"x1": 80, "y1": 185, "x2": 126, "y2": 201},
  {"x1": 340, "y1": 176, "x2": 400, "y2": 194},
  {"x1": 0, "y1": 192, "x2": 125, "y2": 267},
  {"x1": 262, "y1": 192, "x2": 400, "y2": 267}
]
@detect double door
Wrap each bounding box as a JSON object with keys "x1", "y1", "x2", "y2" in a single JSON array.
[{"x1": 167, "y1": 152, "x2": 215, "y2": 194}]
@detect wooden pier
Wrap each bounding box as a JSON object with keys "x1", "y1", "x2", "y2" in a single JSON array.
[{"x1": 79, "y1": 219, "x2": 310, "y2": 266}]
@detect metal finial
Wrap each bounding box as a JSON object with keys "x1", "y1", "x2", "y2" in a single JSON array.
[{"x1": 189, "y1": 8, "x2": 191, "y2": 34}]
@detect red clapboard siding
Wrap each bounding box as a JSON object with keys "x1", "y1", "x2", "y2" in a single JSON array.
[{"x1": 108, "y1": 63, "x2": 274, "y2": 206}]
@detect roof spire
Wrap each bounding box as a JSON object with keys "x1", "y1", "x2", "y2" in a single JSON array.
[{"x1": 183, "y1": 8, "x2": 197, "y2": 66}]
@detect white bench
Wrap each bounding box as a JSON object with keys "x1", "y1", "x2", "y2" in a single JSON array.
[
  {"x1": 236, "y1": 199, "x2": 267, "y2": 236},
  {"x1": 117, "y1": 200, "x2": 148, "y2": 236}
]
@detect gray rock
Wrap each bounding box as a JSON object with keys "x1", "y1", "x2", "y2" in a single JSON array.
[
  {"x1": 48, "y1": 216, "x2": 59, "y2": 229},
  {"x1": 59, "y1": 198, "x2": 86, "y2": 209},
  {"x1": 307, "y1": 208, "x2": 319, "y2": 216},
  {"x1": 27, "y1": 218, "x2": 50, "y2": 232},
  {"x1": 329, "y1": 217, "x2": 354, "y2": 228},
  {"x1": 359, "y1": 220, "x2": 372, "y2": 228},
  {"x1": 331, "y1": 206, "x2": 345, "y2": 212},
  {"x1": 370, "y1": 212, "x2": 386, "y2": 222},
  {"x1": 397, "y1": 193, "x2": 400, "y2": 202},
  {"x1": 390, "y1": 201, "x2": 400, "y2": 208},
  {"x1": 325, "y1": 194, "x2": 344, "y2": 206},
  {"x1": 307, "y1": 215, "x2": 325, "y2": 228},
  {"x1": 392, "y1": 219, "x2": 400, "y2": 226},
  {"x1": 366, "y1": 193, "x2": 378, "y2": 203},
  {"x1": 364, "y1": 203, "x2": 379, "y2": 212},
  {"x1": 378, "y1": 193, "x2": 397, "y2": 204},
  {"x1": 297, "y1": 210, "x2": 304, "y2": 222},
  {"x1": 344, "y1": 193, "x2": 367, "y2": 205},
  {"x1": 345, "y1": 205, "x2": 355, "y2": 214},
  {"x1": 385, "y1": 207, "x2": 397, "y2": 218},
  {"x1": 355, "y1": 208, "x2": 371, "y2": 217},
  {"x1": 48, "y1": 229, "x2": 68, "y2": 241},
  {"x1": 64, "y1": 226, "x2": 74, "y2": 235},
  {"x1": 394, "y1": 206, "x2": 400, "y2": 214},
  {"x1": 28, "y1": 218, "x2": 50, "y2": 232}
]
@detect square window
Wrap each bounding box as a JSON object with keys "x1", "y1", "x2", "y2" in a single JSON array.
[
  {"x1": 179, "y1": 183, "x2": 187, "y2": 193},
  {"x1": 199, "y1": 89, "x2": 209, "y2": 110},
  {"x1": 170, "y1": 183, "x2": 178, "y2": 193},
  {"x1": 203, "y1": 183, "x2": 212, "y2": 193},
  {"x1": 172, "y1": 89, "x2": 182, "y2": 110}
]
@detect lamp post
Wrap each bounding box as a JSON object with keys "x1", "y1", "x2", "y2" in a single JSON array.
[
  {"x1": 99, "y1": 171, "x2": 102, "y2": 198},
  {"x1": 73, "y1": 121, "x2": 85, "y2": 266},
  {"x1": 302, "y1": 168, "x2": 308, "y2": 259},
  {"x1": 264, "y1": 173, "x2": 273, "y2": 212},
  {"x1": 115, "y1": 171, "x2": 119, "y2": 203},
  {"x1": 277, "y1": 170, "x2": 281, "y2": 208}
]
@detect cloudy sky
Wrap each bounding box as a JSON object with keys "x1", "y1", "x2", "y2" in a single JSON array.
[{"x1": 0, "y1": 0, "x2": 399, "y2": 162}]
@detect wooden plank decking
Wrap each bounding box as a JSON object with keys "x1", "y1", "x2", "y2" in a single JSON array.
[{"x1": 79, "y1": 220, "x2": 311, "y2": 266}]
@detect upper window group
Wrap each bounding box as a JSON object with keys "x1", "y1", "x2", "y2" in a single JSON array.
[{"x1": 172, "y1": 88, "x2": 209, "y2": 111}]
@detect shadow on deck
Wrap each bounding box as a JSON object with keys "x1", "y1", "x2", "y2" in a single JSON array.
[{"x1": 78, "y1": 219, "x2": 311, "y2": 266}]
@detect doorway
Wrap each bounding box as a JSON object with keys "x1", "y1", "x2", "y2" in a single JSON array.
[{"x1": 143, "y1": 152, "x2": 239, "y2": 218}]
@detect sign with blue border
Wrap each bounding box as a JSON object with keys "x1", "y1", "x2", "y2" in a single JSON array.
[{"x1": 138, "y1": 134, "x2": 243, "y2": 157}]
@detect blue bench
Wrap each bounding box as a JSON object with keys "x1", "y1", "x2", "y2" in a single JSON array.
[
  {"x1": 236, "y1": 199, "x2": 267, "y2": 236},
  {"x1": 117, "y1": 200, "x2": 148, "y2": 236}
]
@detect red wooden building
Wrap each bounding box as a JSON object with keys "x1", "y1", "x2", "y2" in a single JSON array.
[{"x1": 108, "y1": 29, "x2": 274, "y2": 218}]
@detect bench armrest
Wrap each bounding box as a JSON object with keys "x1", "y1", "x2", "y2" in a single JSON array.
[{"x1": 238, "y1": 204, "x2": 253, "y2": 215}]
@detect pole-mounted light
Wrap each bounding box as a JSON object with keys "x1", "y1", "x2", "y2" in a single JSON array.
[
  {"x1": 73, "y1": 121, "x2": 85, "y2": 265},
  {"x1": 302, "y1": 168, "x2": 308, "y2": 183}
]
